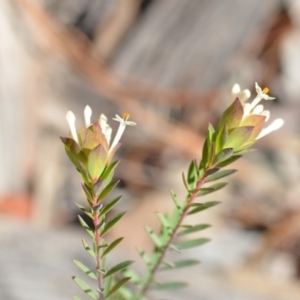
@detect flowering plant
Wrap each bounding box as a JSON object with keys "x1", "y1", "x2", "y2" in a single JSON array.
[{"x1": 61, "y1": 83, "x2": 283, "y2": 300}]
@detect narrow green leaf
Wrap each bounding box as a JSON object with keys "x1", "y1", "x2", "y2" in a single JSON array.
[
  {"x1": 99, "y1": 196, "x2": 122, "y2": 218},
  {"x1": 97, "y1": 180, "x2": 119, "y2": 202},
  {"x1": 177, "y1": 238, "x2": 210, "y2": 250},
  {"x1": 188, "y1": 201, "x2": 220, "y2": 215},
  {"x1": 205, "y1": 168, "x2": 220, "y2": 176},
  {"x1": 214, "y1": 148, "x2": 234, "y2": 164},
  {"x1": 104, "y1": 261, "x2": 134, "y2": 278},
  {"x1": 100, "y1": 160, "x2": 120, "y2": 181},
  {"x1": 145, "y1": 226, "x2": 163, "y2": 247},
  {"x1": 156, "y1": 213, "x2": 171, "y2": 231},
  {"x1": 215, "y1": 124, "x2": 228, "y2": 153},
  {"x1": 82, "y1": 238, "x2": 96, "y2": 258},
  {"x1": 169, "y1": 244, "x2": 181, "y2": 253},
  {"x1": 87, "y1": 144, "x2": 106, "y2": 183},
  {"x1": 81, "y1": 184, "x2": 93, "y2": 206},
  {"x1": 72, "y1": 276, "x2": 97, "y2": 299},
  {"x1": 101, "y1": 212, "x2": 126, "y2": 237},
  {"x1": 123, "y1": 269, "x2": 140, "y2": 284},
  {"x1": 161, "y1": 259, "x2": 200, "y2": 270},
  {"x1": 215, "y1": 154, "x2": 242, "y2": 168},
  {"x1": 205, "y1": 169, "x2": 237, "y2": 182},
  {"x1": 182, "y1": 172, "x2": 189, "y2": 191},
  {"x1": 187, "y1": 160, "x2": 197, "y2": 189},
  {"x1": 75, "y1": 203, "x2": 93, "y2": 219},
  {"x1": 170, "y1": 190, "x2": 182, "y2": 210},
  {"x1": 137, "y1": 247, "x2": 151, "y2": 266},
  {"x1": 103, "y1": 275, "x2": 112, "y2": 298},
  {"x1": 102, "y1": 237, "x2": 124, "y2": 257},
  {"x1": 153, "y1": 281, "x2": 187, "y2": 290},
  {"x1": 73, "y1": 260, "x2": 97, "y2": 279},
  {"x1": 106, "y1": 277, "x2": 131, "y2": 298},
  {"x1": 117, "y1": 286, "x2": 134, "y2": 300},
  {"x1": 73, "y1": 296, "x2": 83, "y2": 300},
  {"x1": 179, "y1": 224, "x2": 211, "y2": 236},
  {"x1": 78, "y1": 215, "x2": 94, "y2": 238},
  {"x1": 197, "y1": 182, "x2": 227, "y2": 196},
  {"x1": 78, "y1": 161, "x2": 92, "y2": 187}
]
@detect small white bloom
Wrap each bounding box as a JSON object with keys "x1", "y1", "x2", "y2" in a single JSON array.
[
  {"x1": 99, "y1": 114, "x2": 112, "y2": 145},
  {"x1": 257, "y1": 118, "x2": 284, "y2": 139},
  {"x1": 66, "y1": 111, "x2": 79, "y2": 143},
  {"x1": 84, "y1": 105, "x2": 92, "y2": 128},
  {"x1": 109, "y1": 113, "x2": 136, "y2": 153},
  {"x1": 255, "y1": 82, "x2": 276, "y2": 101},
  {"x1": 243, "y1": 82, "x2": 276, "y2": 117},
  {"x1": 231, "y1": 83, "x2": 251, "y2": 102}
]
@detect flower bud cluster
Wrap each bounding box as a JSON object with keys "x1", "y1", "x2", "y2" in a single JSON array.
[{"x1": 61, "y1": 106, "x2": 136, "y2": 188}]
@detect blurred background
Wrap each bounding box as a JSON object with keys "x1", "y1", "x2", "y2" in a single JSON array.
[{"x1": 0, "y1": 0, "x2": 300, "y2": 299}]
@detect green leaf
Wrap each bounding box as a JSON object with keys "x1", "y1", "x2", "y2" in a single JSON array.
[
  {"x1": 102, "y1": 237, "x2": 124, "y2": 257},
  {"x1": 153, "y1": 281, "x2": 187, "y2": 290},
  {"x1": 100, "y1": 160, "x2": 120, "y2": 181},
  {"x1": 105, "y1": 277, "x2": 131, "y2": 298},
  {"x1": 82, "y1": 238, "x2": 96, "y2": 258},
  {"x1": 215, "y1": 124, "x2": 228, "y2": 153},
  {"x1": 188, "y1": 201, "x2": 221, "y2": 215},
  {"x1": 197, "y1": 182, "x2": 227, "y2": 196},
  {"x1": 161, "y1": 259, "x2": 200, "y2": 270},
  {"x1": 81, "y1": 184, "x2": 94, "y2": 206},
  {"x1": 205, "y1": 168, "x2": 220, "y2": 176},
  {"x1": 224, "y1": 126, "x2": 254, "y2": 150},
  {"x1": 182, "y1": 172, "x2": 189, "y2": 191},
  {"x1": 104, "y1": 261, "x2": 134, "y2": 278},
  {"x1": 187, "y1": 160, "x2": 198, "y2": 189},
  {"x1": 137, "y1": 247, "x2": 151, "y2": 266},
  {"x1": 218, "y1": 98, "x2": 244, "y2": 130},
  {"x1": 170, "y1": 190, "x2": 182, "y2": 210},
  {"x1": 156, "y1": 213, "x2": 171, "y2": 231},
  {"x1": 117, "y1": 286, "x2": 134, "y2": 300},
  {"x1": 78, "y1": 161, "x2": 92, "y2": 187},
  {"x1": 75, "y1": 203, "x2": 93, "y2": 219},
  {"x1": 205, "y1": 169, "x2": 237, "y2": 182},
  {"x1": 72, "y1": 276, "x2": 97, "y2": 299},
  {"x1": 214, "y1": 148, "x2": 234, "y2": 164},
  {"x1": 78, "y1": 215, "x2": 94, "y2": 238},
  {"x1": 178, "y1": 224, "x2": 211, "y2": 236},
  {"x1": 101, "y1": 212, "x2": 126, "y2": 237},
  {"x1": 97, "y1": 180, "x2": 119, "y2": 202},
  {"x1": 61, "y1": 137, "x2": 87, "y2": 168},
  {"x1": 87, "y1": 144, "x2": 106, "y2": 183},
  {"x1": 103, "y1": 275, "x2": 112, "y2": 298},
  {"x1": 73, "y1": 260, "x2": 97, "y2": 279},
  {"x1": 169, "y1": 244, "x2": 181, "y2": 253},
  {"x1": 145, "y1": 226, "x2": 163, "y2": 247},
  {"x1": 215, "y1": 154, "x2": 242, "y2": 168},
  {"x1": 99, "y1": 196, "x2": 122, "y2": 218},
  {"x1": 176, "y1": 238, "x2": 210, "y2": 250},
  {"x1": 73, "y1": 296, "x2": 83, "y2": 300}
]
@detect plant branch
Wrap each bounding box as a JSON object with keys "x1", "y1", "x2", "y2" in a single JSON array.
[
  {"x1": 93, "y1": 198, "x2": 104, "y2": 300},
  {"x1": 135, "y1": 171, "x2": 208, "y2": 299}
]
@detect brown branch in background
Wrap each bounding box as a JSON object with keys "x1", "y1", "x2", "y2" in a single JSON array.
[
  {"x1": 92, "y1": 0, "x2": 142, "y2": 61},
  {"x1": 16, "y1": 0, "x2": 206, "y2": 157}
]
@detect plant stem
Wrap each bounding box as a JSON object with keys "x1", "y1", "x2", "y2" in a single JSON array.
[
  {"x1": 93, "y1": 196, "x2": 104, "y2": 300},
  {"x1": 134, "y1": 172, "x2": 208, "y2": 299}
]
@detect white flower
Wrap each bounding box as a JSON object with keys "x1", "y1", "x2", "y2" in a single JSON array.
[
  {"x1": 66, "y1": 110, "x2": 79, "y2": 143},
  {"x1": 84, "y1": 105, "x2": 92, "y2": 128},
  {"x1": 99, "y1": 114, "x2": 112, "y2": 145},
  {"x1": 240, "y1": 82, "x2": 284, "y2": 139},
  {"x1": 231, "y1": 83, "x2": 251, "y2": 102},
  {"x1": 257, "y1": 118, "x2": 284, "y2": 139},
  {"x1": 243, "y1": 82, "x2": 276, "y2": 117},
  {"x1": 109, "y1": 113, "x2": 136, "y2": 153}
]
